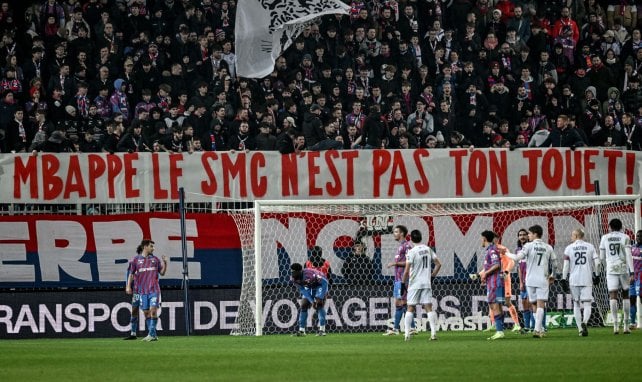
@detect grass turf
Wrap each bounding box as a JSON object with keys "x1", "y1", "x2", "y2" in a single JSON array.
[{"x1": 1, "y1": 328, "x2": 640, "y2": 381}]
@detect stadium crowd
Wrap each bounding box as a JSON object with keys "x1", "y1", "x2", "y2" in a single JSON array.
[{"x1": 0, "y1": 0, "x2": 642, "y2": 154}]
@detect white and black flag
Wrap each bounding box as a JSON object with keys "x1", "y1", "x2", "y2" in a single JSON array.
[{"x1": 235, "y1": 0, "x2": 350, "y2": 78}]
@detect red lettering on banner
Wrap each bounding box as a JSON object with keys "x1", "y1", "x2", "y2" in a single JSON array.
[
  {"x1": 222, "y1": 153, "x2": 247, "y2": 197},
  {"x1": 42, "y1": 154, "x2": 62, "y2": 200},
  {"x1": 325, "y1": 151, "x2": 342, "y2": 196},
  {"x1": 123, "y1": 154, "x2": 140, "y2": 198},
  {"x1": 450, "y1": 150, "x2": 467, "y2": 196},
  {"x1": 413, "y1": 150, "x2": 430, "y2": 194},
  {"x1": 468, "y1": 151, "x2": 487, "y2": 193},
  {"x1": 388, "y1": 151, "x2": 411, "y2": 196},
  {"x1": 626, "y1": 153, "x2": 635, "y2": 194},
  {"x1": 456, "y1": 150, "x2": 508, "y2": 195},
  {"x1": 488, "y1": 151, "x2": 508, "y2": 195},
  {"x1": 168, "y1": 154, "x2": 183, "y2": 199},
  {"x1": 106, "y1": 155, "x2": 122, "y2": 198},
  {"x1": 565, "y1": 150, "x2": 582, "y2": 190},
  {"x1": 200, "y1": 152, "x2": 218, "y2": 194},
  {"x1": 603, "y1": 150, "x2": 623, "y2": 194},
  {"x1": 342, "y1": 151, "x2": 358, "y2": 196},
  {"x1": 280, "y1": 154, "x2": 299, "y2": 197},
  {"x1": 307, "y1": 151, "x2": 322, "y2": 196},
  {"x1": 583, "y1": 150, "x2": 598, "y2": 193},
  {"x1": 250, "y1": 153, "x2": 267, "y2": 197},
  {"x1": 63, "y1": 155, "x2": 87, "y2": 198},
  {"x1": 87, "y1": 155, "x2": 106, "y2": 198},
  {"x1": 152, "y1": 153, "x2": 167, "y2": 199},
  {"x1": 520, "y1": 150, "x2": 542, "y2": 193},
  {"x1": 542, "y1": 149, "x2": 564, "y2": 191},
  {"x1": 13, "y1": 155, "x2": 38, "y2": 198},
  {"x1": 372, "y1": 150, "x2": 391, "y2": 197}
]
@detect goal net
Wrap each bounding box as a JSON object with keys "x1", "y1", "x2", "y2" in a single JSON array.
[{"x1": 227, "y1": 196, "x2": 640, "y2": 336}]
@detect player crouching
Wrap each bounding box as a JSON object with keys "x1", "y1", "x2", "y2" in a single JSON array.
[{"x1": 291, "y1": 262, "x2": 330, "y2": 336}]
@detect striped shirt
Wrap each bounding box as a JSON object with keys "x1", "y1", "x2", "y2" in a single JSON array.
[
  {"x1": 483, "y1": 243, "x2": 502, "y2": 289},
  {"x1": 395, "y1": 240, "x2": 412, "y2": 282},
  {"x1": 633, "y1": 243, "x2": 642, "y2": 281},
  {"x1": 128, "y1": 254, "x2": 162, "y2": 294},
  {"x1": 292, "y1": 268, "x2": 327, "y2": 288}
]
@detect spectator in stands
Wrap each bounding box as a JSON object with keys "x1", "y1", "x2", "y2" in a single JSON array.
[
  {"x1": 255, "y1": 123, "x2": 277, "y2": 151},
  {"x1": 539, "y1": 114, "x2": 586, "y2": 148},
  {"x1": 33, "y1": 130, "x2": 71, "y2": 153},
  {"x1": 0, "y1": 0, "x2": 639, "y2": 156}
]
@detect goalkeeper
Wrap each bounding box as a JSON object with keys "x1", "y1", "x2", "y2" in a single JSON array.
[{"x1": 291, "y1": 261, "x2": 329, "y2": 336}]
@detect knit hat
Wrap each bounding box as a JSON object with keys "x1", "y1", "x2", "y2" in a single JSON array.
[{"x1": 114, "y1": 78, "x2": 125, "y2": 90}]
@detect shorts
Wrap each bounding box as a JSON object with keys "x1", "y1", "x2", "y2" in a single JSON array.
[
  {"x1": 487, "y1": 284, "x2": 505, "y2": 304},
  {"x1": 140, "y1": 292, "x2": 160, "y2": 310},
  {"x1": 131, "y1": 293, "x2": 141, "y2": 308},
  {"x1": 527, "y1": 285, "x2": 549, "y2": 303},
  {"x1": 630, "y1": 279, "x2": 640, "y2": 297},
  {"x1": 606, "y1": 273, "x2": 630, "y2": 292},
  {"x1": 570, "y1": 285, "x2": 593, "y2": 302},
  {"x1": 407, "y1": 288, "x2": 433, "y2": 306},
  {"x1": 300, "y1": 283, "x2": 328, "y2": 304},
  {"x1": 393, "y1": 281, "x2": 407, "y2": 300}
]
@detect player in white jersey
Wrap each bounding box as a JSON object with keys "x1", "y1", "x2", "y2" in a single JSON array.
[
  {"x1": 562, "y1": 228, "x2": 599, "y2": 337},
  {"x1": 402, "y1": 230, "x2": 441, "y2": 341},
  {"x1": 506, "y1": 224, "x2": 557, "y2": 338},
  {"x1": 598, "y1": 218, "x2": 635, "y2": 334}
]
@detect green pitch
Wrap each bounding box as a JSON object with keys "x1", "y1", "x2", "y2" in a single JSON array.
[{"x1": 1, "y1": 328, "x2": 640, "y2": 381}]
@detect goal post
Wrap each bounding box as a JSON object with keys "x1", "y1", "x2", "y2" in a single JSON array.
[{"x1": 228, "y1": 195, "x2": 641, "y2": 336}]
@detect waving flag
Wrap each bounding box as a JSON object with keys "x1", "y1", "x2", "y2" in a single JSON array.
[{"x1": 235, "y1": 0, "x2": 350, "y2": 78}]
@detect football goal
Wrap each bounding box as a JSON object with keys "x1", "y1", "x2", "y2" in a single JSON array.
[{"x1": 226, "y1": 196, "x2": 640, "y2": 336}]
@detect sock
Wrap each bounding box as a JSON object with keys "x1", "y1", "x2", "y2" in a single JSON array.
[
  {"x1": 610, "y1": 299, "x2": 619, "y2": 329},
  {"x1": 535, "y1": 308, "x2": 544, "y2": 333},
  {"x1": 404, "y1": 312, "x2": 414, "y2": 337},
  {"x1": 630, "y1": 297, "x2": 637, "y2": 325},
  {"x1": 149, "y1": 318, "x2": 157, "y2": 337},
  {"x1": 130, "y1": 316, "x2": 138, "y2": 335},
  {"x1": 489, "y1": 312, "x2": 494, "y2": 325},
  {"x1": 299, "y1": 309, "x2": 308, "y2": 331},
  {"x1": 318, "y1": 307, "x2": 326, "y2": 328},
  {"x1": 542, "y1": 308, "x2": 547, "y2": 330},
  {"x1": 394, "y1": 306, "x2": 405, "y2": 331},
  {"x1": 508, "y1": 305, "x2": 519, "y2": 326},
  {"x1": 623, "y1": 299, "x2": 631, "y2": 326},
  {"x1": 523, "y1": 310, "x2": 532, "y2": 330},
  {"x1": 573, "y1": 303, "x2": 582, "y2": 331},
  {"x1": 494, "y1": 313, "x2": 504, "y2": 332},
  {"x1": 583, "y1": 301, "x2": 592, "y2": 324},
  {"x1": 530, "y1": 308, "x2": 536, "y2": 330},
  {"x1": 637, "y1": 298, "x2": 642, "y2": 328},
  {"x1": 146, "y1": 318, "x2": 151, "y2": 332},
  {"x1": 427, "y1": 311, "x2": 437, "y2": 337}
]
